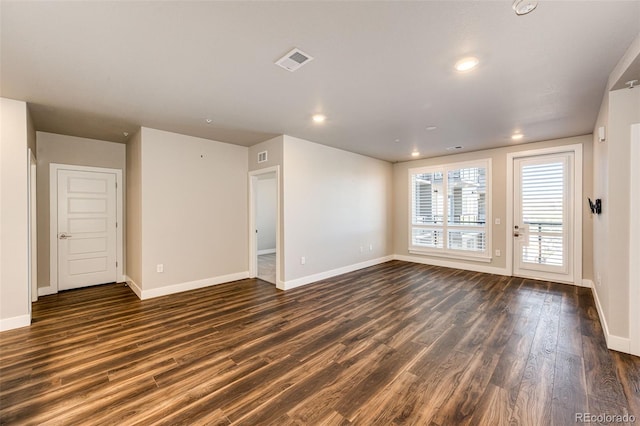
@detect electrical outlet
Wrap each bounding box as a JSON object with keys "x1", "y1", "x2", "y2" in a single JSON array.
[
  {"x1": 300, "y1": 257, "x2": 306, "y2": 265},
  {"x1": 157, "y1": 264, "x2": 164, "y2": 273},
  {"x1": 597, "y1": 273, "x2": 602, "y2": 287},
  {"x1": 495, "y1": 218, "x2": 501, "y2": 225},
  {"x1": 369, "y1": 244, "x2": 373, "y2": 251},
  {"x1": 495, "y1": 249, "x2": 501, "y2": 257}
]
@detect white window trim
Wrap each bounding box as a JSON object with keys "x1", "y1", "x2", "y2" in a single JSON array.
[{"x1": 408, "y1": 158, "x2": 492, "y2": 262}]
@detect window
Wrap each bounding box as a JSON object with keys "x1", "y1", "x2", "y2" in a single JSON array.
[{"x1": 409, "y1": 159, "x2": 491, "y2": 260}]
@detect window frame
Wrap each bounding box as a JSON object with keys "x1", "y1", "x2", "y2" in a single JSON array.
[{"x1": 408, "y1": 158, "x2": 492, "y2": 262}]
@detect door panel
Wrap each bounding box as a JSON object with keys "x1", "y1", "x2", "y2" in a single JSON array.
[
  {"x1": 57, "y1": 170, "x2": 117, "y2": 290},
  {"x1": 513, "y1": 153, "x2": 573, "y2": 283}
]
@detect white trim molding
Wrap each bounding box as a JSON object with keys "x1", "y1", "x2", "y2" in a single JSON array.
[
  {"x1": 0, "y1": 315, "x2": 31, "y2": 332},
  {"x1": 395, "y1": 254, "x2": 509, "y2": 276},
  {"x1": 133, "y1": 271, "x2": 250, "y2": 300},
  {"x1": 49, "y1": 163, "x2": 124, "y2": 294},
  {"x1": 282, "y1": 256, "x2": 394, "y2": 291},
  {"x1": 37, "y1": 285, "x2": 57, "y2": 297},
  {"x1": 591, "y1": 285, "x2": 631, "y2": 353},
  {"x1": 580, "y1": 279, "x2": 593, "y2": 289},
  {"x1": 124, "y1": 276, "x2": 143, "y2": 299}
]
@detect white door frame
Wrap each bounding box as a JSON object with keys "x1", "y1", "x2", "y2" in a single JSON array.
[
  {"x1": 49, "y1": 164, "x2": 124, "y2": 292},
  {"x1": 506, "y1": 144, "x2": 583, "y2": 285},
  {"x1": 248, "y1": 166, "x2": 281, "y2": 289},
  {"x1": 629, "y1": 124, "x2": 640, "y2": 356}
]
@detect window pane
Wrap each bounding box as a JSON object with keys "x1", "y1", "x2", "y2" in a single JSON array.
[
  {"x1": 412, "y1": 172, "x2": 444, "y2": 225},
  {"x1": 448, "y1": 230, "x2": 486, "y2": 252},
  {"x1": 521, "y1": 161, "x2": 564, "y2": 266},
  {"x1": 447, "y1": 167, "x2": 486, "y2": 227},
  {"x1": 412, "y1": 228, "x2": 444, "y2": 249}
]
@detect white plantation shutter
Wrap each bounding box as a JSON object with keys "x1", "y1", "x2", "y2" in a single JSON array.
[
  {"x1": 520, "y1": 161, "x2": 565, "y2": 266},
  {"x1": 447, "y1": 167, "x2": 487, "y2": 252},
  {"x1": 410, "y1": 160, "x2": 491, "y2": 258},
  {"x1": 411, "y1": 172, "x2": 444, "y2": 248}
]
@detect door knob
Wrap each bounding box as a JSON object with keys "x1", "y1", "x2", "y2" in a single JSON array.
[{"x1": 59, "y1": 233, "x2": 72, "y2": 239}]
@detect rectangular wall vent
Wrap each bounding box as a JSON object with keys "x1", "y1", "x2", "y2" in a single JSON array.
[
  {"x1": 257, "y1": 151, "x2": 268, "y2": 163},
  {"x1": 275, "y1": 48, "x2": 314, "y2": 72}
]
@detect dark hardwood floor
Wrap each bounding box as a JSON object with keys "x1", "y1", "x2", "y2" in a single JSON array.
[{"x1": 1, "y1": 260, "x2": 639, "y2": 425}]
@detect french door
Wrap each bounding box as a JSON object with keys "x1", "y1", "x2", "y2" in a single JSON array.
[{"x1": 512, "y1": 151, "x2": 575, "y2": 283}]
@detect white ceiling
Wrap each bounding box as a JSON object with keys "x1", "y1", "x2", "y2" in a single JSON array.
[{"x1": 1, "y1": 1, "x2": 639, "y2": 162}]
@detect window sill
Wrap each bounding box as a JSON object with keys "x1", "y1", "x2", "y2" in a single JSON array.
[{"x1": 408, "y1": 249, "x2": 492, "y2": 263}]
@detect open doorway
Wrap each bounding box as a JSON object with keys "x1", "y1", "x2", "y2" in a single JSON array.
[{"x1": 249, "y1": 166, "x2": 280, "y2": 286}]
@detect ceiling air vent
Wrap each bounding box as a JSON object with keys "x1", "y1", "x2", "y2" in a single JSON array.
[
  {"x1": 275, "y1": 48, "x2": 314, "y2": 72},
  {"x1": 257, "y1": 151, "x2": 268, "y2": 163}
]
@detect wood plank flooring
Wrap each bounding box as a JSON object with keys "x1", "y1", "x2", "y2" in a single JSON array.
[{"x1": 1, "y1": 260, "x2": 639, "y2": 425}]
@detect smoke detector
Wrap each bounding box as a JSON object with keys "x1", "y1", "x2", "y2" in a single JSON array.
[{"x1": 275, "y1": 48, "x2": 314, "y2": 72}]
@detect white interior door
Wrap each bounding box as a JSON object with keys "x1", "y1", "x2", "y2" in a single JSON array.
[
  {"x1": 513, "y1": 152, "x2": 574, "y2": 283},
  {"x1": 57, "y1": 169, "x2": 117, "y2": 290}
]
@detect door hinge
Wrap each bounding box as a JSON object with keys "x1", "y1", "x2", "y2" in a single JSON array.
[
  {"x1": 115, "y1": 182, "x2": 118, "y2": 189},
  {"x1": 116, "y1": 261, "x2": 118, "y2": 267},
  {"x1": 116, "y1": 222, "x2": 118, "y2": 228}
]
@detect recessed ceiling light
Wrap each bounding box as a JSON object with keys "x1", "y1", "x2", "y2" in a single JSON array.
[
  {"x1": 512, "y1": 133, "x2": 524, "y2": 140},
  {"x1": 426, "y1": 126, "x2": 438, "y2": 131},
  {"x1": 411, "y1": 151, "x2": 420, "y2": 157},
  {"x1": 123, "y1": 132, "x2": 129, "y2": 137},
  {"x1": 394, "y1": 139, "x2": 400, "y2": 143},
  {"x1": 205, "y1": 118, "x2": 213, "y2": 124},
  {"x1": 312, "y1": 114, "x2": 326, "y2": 123},
  {"x1": 446, "y1": 146, "x2": 464, "y2": 151},
  {"x1": 512, "y1": 0, "x2": 538, "y2": 16},
  {"x1": 455, "y1": 57, "x2": 479, "y2": 72}
]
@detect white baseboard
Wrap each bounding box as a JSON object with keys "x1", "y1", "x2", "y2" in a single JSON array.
[
  {"x1": 580, "y1": 279, "x2": 593, "y2": 288},
  {"x1": 591, "y1": 285, "x2": 631, "y2": 353},
  {"x1": 257, "y1": 248, "x2": 276, "y2": 255},
  {"x1": 282, "y1": 256, "x2": 394, "y2": 291},
  {"x1": 0, "y1": 314, "x2": 31, "y2": 331},
  {"x1": 124, "y1": 276, "x2": 143, "y2": 299},
  {"x1": 37, "y1": 285, "x2": 57, "y2": 296},
  {"x1": 394, "y1": 254, "x2": 510, "y2": 276},
  {"x1": 138, "y1": 271, "x2": 250, "y2": 300}
]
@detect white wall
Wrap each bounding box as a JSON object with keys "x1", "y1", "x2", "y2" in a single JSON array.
[
  {"x1": 126, "y1": 129, "x2": 142, "y2": 287},
  {"x1": 35, "y1": 132, "x2": 126, "y2": 289},
  {"x1": 0, "y1": 98, "x2": 31, "y2": 330},
  {"x1": 592, "y1": 87, "x2": 640, "y2": 347},
  {"x1": 135, "y1": 127, "x2": 248, "y2": 296},
  {"x1": 282, "y1": 135, "x2": 393, "y2": 287},
  {"x1": 256, "y1": 175, "x2": 276, "y2": 252},
  {"x1": 592, "y1": 91, "x2": 609, "y2": 327}
]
